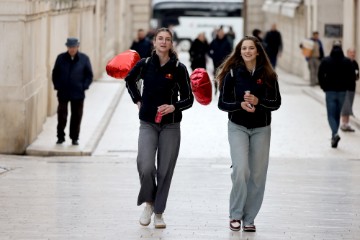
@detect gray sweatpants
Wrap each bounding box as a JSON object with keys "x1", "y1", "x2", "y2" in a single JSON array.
[{"x1": 137, "y1": 120, "x2": 181, "y2": 214}]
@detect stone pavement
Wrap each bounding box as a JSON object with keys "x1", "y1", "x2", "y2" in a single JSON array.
[
  {"x1": 1, "y1": 152, "x2": 359, "y2": 240},
  {"x1": 1, "y1": 53, "x2": 359, "y2": 239}
]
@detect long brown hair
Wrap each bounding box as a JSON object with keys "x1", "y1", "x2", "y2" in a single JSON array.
[
  {"x1": 216, "y1": 35, "x2": 276, "y2": 88},
  {"x1": 152, "y1": 27, "x2": 178, "y2": 58}
]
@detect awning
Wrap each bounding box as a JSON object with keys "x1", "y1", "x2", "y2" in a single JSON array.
[
  {"x1": 262, "y1": 0, "x2": 283, "y2": 15},
  {"x1": 262, "y1": 0, "x2": 302, "y2": 17},
  {"x1": 280, "y1": 0, "x2": 302, "y2": 18}
]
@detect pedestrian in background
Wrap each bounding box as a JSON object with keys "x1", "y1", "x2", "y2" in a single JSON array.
[
  {"x1": 209, "y1": 27, "x2": 232, "y2": 94},
  {"x1": 300, "y1": 31, "x2": 324, "y2": 86},
  {"x1": 340, "y1": 48, "x2": 359, "y2": 132},
  {"x1": 263, "y1": 23, "x2": 283, "y2": 68},
  {"x1": 125, "y1": 28, "x2": 194, "y2": 229},
  {"x1": 189, "y1": 32, "x2": 209, "y2": 71},
  {"x1": 52, "y1": 38, "x2": 93, "y2": 145},
  {"x1": 252, "y1": 28, "x2": 266, "y2": 48},
  {"x1": 318, "y1": 41, "x2": 355, "y2": 148},
  {"x1": 226, "y1": 26, "x2": 236, "y2": 49},
  {"x1": 217, "y1": 35, "x2": 281, "y2": 232},
  {"x1": 130, "y1": 28, "x2": 153, "y2": 58}
]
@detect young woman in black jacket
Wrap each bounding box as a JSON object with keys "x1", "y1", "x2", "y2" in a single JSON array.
[
  {"x1": 217, "y1": 35, "x2": 281, "y2": 232},
  {"x1": 125, "y1": 28, "x2": 194, "y2": 229}
]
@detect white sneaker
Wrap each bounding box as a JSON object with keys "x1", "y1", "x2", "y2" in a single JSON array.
[
  {"x1": 139, "y1": 204, "x2": 154, "y2": 226},
  {"x1": 341, "y1": 124, "x2": 355, "y2": 132},
  {"x1": 154, "y1": 214, "x2": 166, "y2": 229}
]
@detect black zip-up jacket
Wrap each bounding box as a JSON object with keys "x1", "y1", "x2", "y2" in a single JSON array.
[
  {"x1": 125, "y1": 54, "x2": 194, "y2": 124},
  {"x1": 218, "y1": 65, "x2": 281, "y2": 128},
  {"x1": 52, "y1": 51, "x2": 93, "y2": 100}
]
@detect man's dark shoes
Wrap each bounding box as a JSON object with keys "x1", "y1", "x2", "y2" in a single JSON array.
[
  {"x1": 72, "y1": 140, "x2": 79, "y2": 145},
  {"x1": 331, "y1": 134, "x2": 340, "y2": 148},
  {"x1": 229, "y1": 220, "x2": 241, "y2": 231},
  {"x1": 56, "y1": 139, "x2": 65, "y2": 144}
]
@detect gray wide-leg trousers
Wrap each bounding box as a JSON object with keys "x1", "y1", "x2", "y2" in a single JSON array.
[{"x1": 137, "y1": 120, "x2": 181, "y2": 214}]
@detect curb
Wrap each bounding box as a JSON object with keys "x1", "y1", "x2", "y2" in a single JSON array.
[
  {"x1": 25, "y1": 82, "x2": 126, "y2": 157},
  {"x1": 83, "y1": 84, "x2": 126, "y2": 155}
]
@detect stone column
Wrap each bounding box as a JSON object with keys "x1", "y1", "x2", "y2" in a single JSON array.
[
  {"x1": 0, "y1": 0, "x2": 53, "y2": 154},
  {"x1": 342, "y1": 0, "x2": 355, "y2": 51}
]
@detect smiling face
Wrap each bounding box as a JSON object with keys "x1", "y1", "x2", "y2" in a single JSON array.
[
  {"x1": 241, "y1": 39, "x2": 258, "y2": 64},
  {"x1": 153, "y1": 30, "x2": 172, "y2": 54}
]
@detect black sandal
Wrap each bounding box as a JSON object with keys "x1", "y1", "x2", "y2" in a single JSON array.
[
  {"x1": 229, "y1": 220, "x2": 241, "y2": 231},
  {"x1": 243, "y1": 224, "x2": 256, "y2": 232}
]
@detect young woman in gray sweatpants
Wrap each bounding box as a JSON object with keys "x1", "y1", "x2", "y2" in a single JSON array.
[
  {"x1": 217, "y1": 35, "x2": 281, "y2": 232},
  {"x1": 137, "y1": 121, "x2": 180, "y2": 213},
  {"x1": 125, "y1": 28, "x2": 194, "y2": 228}
]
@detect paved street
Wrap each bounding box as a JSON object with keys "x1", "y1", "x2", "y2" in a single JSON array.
[{"x1": 1, "y1": 52, "x2": 360, "y2": 239}]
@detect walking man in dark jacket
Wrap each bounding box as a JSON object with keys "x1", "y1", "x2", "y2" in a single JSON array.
[
  {"x1": 318, "y1": 41, "x2": 355, "y2": 148},
  {"x1": 264, "y1": 23, "x2": 283, "y2": 68},
  {"x1": 209, "y1": 27, "x2": 232, "y2": 94},
  {"x1": 52, "y1": 38, "x2": 93, "y2": 145},
  {"x1": 130, "y1": 29, "x2": 153, "y2": 58}
]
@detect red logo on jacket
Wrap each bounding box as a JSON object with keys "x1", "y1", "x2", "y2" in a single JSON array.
[
  {"x1": 256, "y1": 79, "x2": 263, "y2": 85},
  {"x1": 165, "y1": 73, "x2": 173, "y2": 80}
]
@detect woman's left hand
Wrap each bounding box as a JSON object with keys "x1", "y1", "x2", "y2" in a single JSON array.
[{"x1": 157, "y1": 104, "x2": 175, "y2": 116}]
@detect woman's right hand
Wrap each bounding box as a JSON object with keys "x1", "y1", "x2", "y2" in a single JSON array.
[{"x1": 241, "y1": 101, "x2": 256, "y2": 112}]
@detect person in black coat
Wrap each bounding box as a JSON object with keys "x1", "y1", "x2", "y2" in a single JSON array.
[
  {"x1": 130, "y1": 29, "x2": 153, "y2": 58},
  {"x1": 252, "y1": 28, "x2": 266, "y2": 49},
  {"x1": 263, "y1": 23, "x2": 283, "y2": 68},
  {"x1": 340, "y1": 48, "x2": 359, "y2": 132},
  {"x1": 189, "y1": 32, "x2": 209, "y2": 71},
  {"x1": 318, "y1": 41, "x2": 356, "y2": 148},
  {"x1": 209, "y1": 28, "x2": 232, "y2": 94},
  {"x1": 52, "y1": 38, "x2": 93, "y2": 145}
]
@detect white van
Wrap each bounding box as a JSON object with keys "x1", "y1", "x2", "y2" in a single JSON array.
[{"x1": 173, "y1": 16, "x2": 243, "y2": 51}]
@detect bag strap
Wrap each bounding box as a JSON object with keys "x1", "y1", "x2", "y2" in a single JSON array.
[{"x1": 138, "y1": 57, "x2": 151, "y2": 80}]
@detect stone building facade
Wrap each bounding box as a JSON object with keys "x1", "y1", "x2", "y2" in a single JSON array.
[
  {"x1": 245, "y1": 0, "x2": 360, "y2": 88},
  {"x1": 0, "y1": 0, "x2": 151, "y2": 154}
]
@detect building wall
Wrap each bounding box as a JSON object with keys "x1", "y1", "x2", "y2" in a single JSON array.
[
  {"x1": 279, "y1": 8, "x2": 306, "y2": 77},
  {"x1": 243, "y1": 0, "x2": 264, "y2": 36},
  {"x1": 0, "y1": 0, "x2": 151, "y2": 154},
  {"x1": 316, "y1": 0, "x2": 343, "y2": 53}
]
